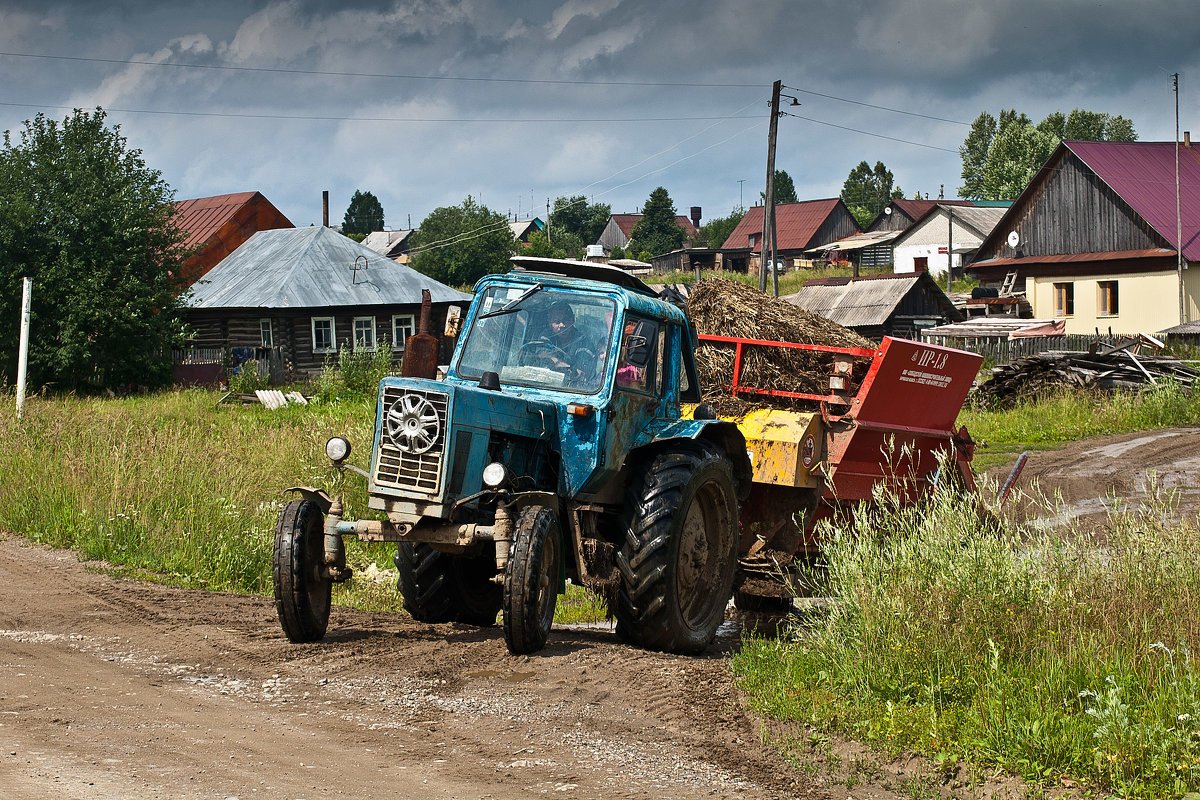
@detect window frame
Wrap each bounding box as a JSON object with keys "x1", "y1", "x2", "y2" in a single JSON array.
[
  {"x1": 311, "y1": 316, "x2": 336, "y2": 354},
  {"x1": 1097, "y1": 280, "x2": 1119, "y2": 317},
  {"x1": 353, "y1": 316, "x2": 378, "y2": 351},
  {"x1": 259, "y1": 318, "x2": 273, "y2": 348},
  {"x1": 1053, "y1": 282, "x2": 1075, "y2": 317},
  {"x1": 615, "y1": 314, "x2": 661, "y2": 397},
  {"x1": 391, "y1": 314, "x2": 416, "y2": 351}
]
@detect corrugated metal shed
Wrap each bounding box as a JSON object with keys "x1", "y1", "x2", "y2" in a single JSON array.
[
  {"x1": 721, "y1": 199, "x2": 848, "y2": 252},
  {"x1": 784, "y1": 273, "x2": 937, "y2": 328},
  {"x1": 1067, "y1": 140, "x2": 1200, "y2": 261},
  {"x1": 188, "y1": 226, "x2": 469, "y2": 310}
]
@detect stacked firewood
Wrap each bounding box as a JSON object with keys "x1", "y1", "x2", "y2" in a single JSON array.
[{"x1": 973, "y1": 347, "x2": 1200, "y2": 410}]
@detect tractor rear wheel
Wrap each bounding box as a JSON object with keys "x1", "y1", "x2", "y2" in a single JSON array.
[
  {"x1": 394, "y1": 543, "x2": 501, "y2": 627},
  {"x1": 616, "y1": 444, "x2": 738, "y2": 654},
  {"x1": 503, "y1": 505, "x2": 561, "y2": 655},
  {"x1": 273, "y1": 499, "x2": 332, "y2": 643}
]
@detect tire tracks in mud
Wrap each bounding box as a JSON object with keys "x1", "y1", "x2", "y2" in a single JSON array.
[{"x1": 0, "y1": 534, "x2": 810, "y2": 799}]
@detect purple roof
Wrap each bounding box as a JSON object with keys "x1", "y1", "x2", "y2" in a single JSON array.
[{"x1": 1066, "y1": 140, "x2": 1200, "y2": 261}]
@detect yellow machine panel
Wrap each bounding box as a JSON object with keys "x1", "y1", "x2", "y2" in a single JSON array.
[{"x1": 683, "y1": 405, "x2": 823, "y2": 488}]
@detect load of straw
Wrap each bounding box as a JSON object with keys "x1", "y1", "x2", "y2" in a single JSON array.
[{"x1": 685, "y1": 278, "x2": 874, "y2": 415}]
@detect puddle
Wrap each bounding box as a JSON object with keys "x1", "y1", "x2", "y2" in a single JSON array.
[
  {"x1": 1081, "y1": 430, "x2": 1185, "y2": 459},
  {"x1": 1027, "y1": 496, "x2": 1113, "y2": 530}
]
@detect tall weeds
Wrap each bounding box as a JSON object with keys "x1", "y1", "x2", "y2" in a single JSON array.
[{"x1": 734, "y1": 486, "x2": 1200, "y2": 797}]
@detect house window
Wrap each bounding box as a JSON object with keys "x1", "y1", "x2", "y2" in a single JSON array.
[
  {"x1": 259, "y1": 319, "x2": 273, "y2": 347},
  {"x1": 353, "y1": 316, "x2": 377, "y2": 351},
  {"x1": 1098, "y1": 281, "x2": 1119, "y2": 317},
  {"x1": 1053, "y1": 282, "x2": 1075, "y2": 317},
  {"x1": 392, "y1": 314, "x2": 416, "y2": 350},
  {"x1": 311, "y1": 317, "x2": 335, "y2": 353}
]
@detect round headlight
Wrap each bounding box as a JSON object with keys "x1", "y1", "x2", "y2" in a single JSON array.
[
  {"x1": 325, "y1": 436, "x2": 351, "y2": 463},
  {"x1": 481, "y1": 461, "x2": 510, "y2": 489}
]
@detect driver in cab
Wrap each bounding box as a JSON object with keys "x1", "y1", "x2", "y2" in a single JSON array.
[{"x1": 540, "y1": 302, "x2": 596, "y2": 376}]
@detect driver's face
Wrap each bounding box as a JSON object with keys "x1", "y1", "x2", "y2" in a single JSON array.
[{"x1": 548, "y1": 315, "x2": 570, "y2": 334}]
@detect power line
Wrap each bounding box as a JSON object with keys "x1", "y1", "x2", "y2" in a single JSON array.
[
  {"x1": 0, "y1": 101, "x2": 758, "y2": 124},
  {"x1": 0, "y1": 50, "x2": 762, "y2": 89},
  {"x1": 781, "y1": 111, "x2": 961, "y2": 154},
  {"x1": 783, "y1": 84, "x2": 971, "y2": 126}
]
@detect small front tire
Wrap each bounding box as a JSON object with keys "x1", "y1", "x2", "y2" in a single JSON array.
[
  {"x1": 503, "y1": 505, "x2": 561, "y2": 655},
  {"x1": 273, "y1": 499, "x2": 332, "y2": 643}
]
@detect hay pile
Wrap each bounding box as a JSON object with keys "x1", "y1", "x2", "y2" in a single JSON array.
[{"x1": 686, "y1": 278, "x2": 873, "y2": 414}]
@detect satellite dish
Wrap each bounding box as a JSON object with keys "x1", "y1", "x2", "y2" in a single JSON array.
[
  {"x1": 1007, "y1": 230, "x2": 1021, "y2": 248},
  {"x1": 883, "y1": 207, "x2": 893, "y2": 215}
]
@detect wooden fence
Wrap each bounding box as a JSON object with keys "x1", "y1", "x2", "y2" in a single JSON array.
[
  {"x1": 918, "y1": 334, "x2": 1112, "y2": 364},
  {"x1": 171, "y1": 347, "x2": 286, "y2": 386}
]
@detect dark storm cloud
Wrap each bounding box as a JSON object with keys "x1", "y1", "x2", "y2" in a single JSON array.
[{"x1": 1, "y1": 0, "x2": 1197, "y2": 227}]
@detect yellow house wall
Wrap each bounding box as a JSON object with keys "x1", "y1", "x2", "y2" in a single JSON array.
[{"x1": 1028, "y1": 267, "x2": 1200, "y2": 335}]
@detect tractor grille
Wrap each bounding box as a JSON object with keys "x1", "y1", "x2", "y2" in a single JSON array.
[{"x1": 374, "y1": 386, "x2": 450, "y2": 497}]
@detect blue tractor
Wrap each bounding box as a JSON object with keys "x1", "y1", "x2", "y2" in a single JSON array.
[{"x1": 273, "y1": 257, "x2": 750, "y2": 655}]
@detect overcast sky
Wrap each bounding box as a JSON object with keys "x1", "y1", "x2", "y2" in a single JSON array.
[{"x1": 2, "y1": 0, "x2": 1198, "y2": 231}]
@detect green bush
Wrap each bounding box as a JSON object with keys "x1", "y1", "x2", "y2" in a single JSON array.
[
  {"x1": 313, "y1": 346, "x2": 395, "y2": 403},
  {"x1": 227, "y1": 360, "x2": 269, "y2": 395}
]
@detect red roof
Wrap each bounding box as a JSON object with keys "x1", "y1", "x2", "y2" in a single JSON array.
[
  {"x1": 172, "y1": 191, "x2": 293, "y2": 283},
  {"x1": 1066, "y1": 140, "x2": 1200, "y2": 261},
  {"x1": 888, "y1": 198, "x2": 972, "y2": 221},
  {"x1": 611, "y1": 213, "x2": 697, "y2": 238},
  {"x1": 721, "y1": 199, "x2": 850, "y2": 252}
]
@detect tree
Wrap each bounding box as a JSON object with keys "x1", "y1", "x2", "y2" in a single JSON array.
[
  {"x1": 695, "y1": 210, "x2": 744, "y2": 249},
  {"x1": 840, "y1": 161, "x2": 902, "y2": 227},
  {"x1": 342, "y1": 190, "x2": 385, "y2": 236},
  {"x1": 629, "y1": 187, "x2": 685, "y2": 258},
  {"x1": 411, "y1": 196, "x2": 514, "y2": 287},
  {"x1": 0, "y1": 108, "x2": 187, "y2": 391},
  {"x1": 959, "y1": 107, "x2": 1138, "y2": 199},
  {"x1": 759, "y1": 169, "x2": 799, "y2": 205},
  {"x1": 549, "y1": 195, "x2": 610, "y2": 246}
]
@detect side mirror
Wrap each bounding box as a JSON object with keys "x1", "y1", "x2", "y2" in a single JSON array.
[{"x1": 626, "y1": 320, "x2": 655, "y2": 367}]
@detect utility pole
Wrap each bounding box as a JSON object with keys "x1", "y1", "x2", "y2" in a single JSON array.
[
  {"x1": 546, "y1": 198, "x2": 552, "y2": 245},
  {"x1": 1175, "y1": 73, "x2": 1186, "y2": 325},
  {"x1": 16, "y1": 277, "x2": 32, "y2": 421},
  {"x1": 946, "y1": 206, "x2": 954, "y2": 294},
  {"x1": 760, "y1": 79, "x2": 781, "y2": 293}
]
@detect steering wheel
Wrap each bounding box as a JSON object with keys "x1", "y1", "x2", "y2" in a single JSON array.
[{"x1": 518, "y1": 338, "x2": 570, "y2": 368}]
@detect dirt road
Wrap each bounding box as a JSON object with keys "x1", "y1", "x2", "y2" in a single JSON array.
[
  {"x1": 0, "y1": 535, "x2": 812, "y2": 800},
  {"x1": 988, "y1": 425, "x2": 1200, "y2": 526}
]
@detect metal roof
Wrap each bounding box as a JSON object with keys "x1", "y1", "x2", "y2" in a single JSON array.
[
  {"x1": 783, "y1": 273, "x2": 944, "y2": 327},
  {"x1": 806, "y1": 229, "x2": 901, "y2": 253},
  {"x1": 973, "y1": 247, "x2": 1176, "y2": 269},
  {"x1": 187, "y1": 226, "x2": 469, "y2": 310},
  {"x1": 173, "y1": 191, "x2": 262, "y2": 251},
  {"x1": 1066, "y1": 140, "x2": 1200, "y2": 261},
  {"x1": 361, "y1": 229, "x2": 413, "y2": 258},
  {"x1": 608, "y1": 213, "x2": 698, "y2": 238},
  {"x1": 721, "y1": 199, "x2": 852, "y2": 252}
]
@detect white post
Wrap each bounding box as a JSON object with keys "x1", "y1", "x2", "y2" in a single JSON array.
[{"x1": 16, "y1": 277, "x2": 32, "y2": 420}]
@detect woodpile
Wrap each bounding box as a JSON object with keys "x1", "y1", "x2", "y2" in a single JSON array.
[
  {"x1": 686, "y1": 278, "x2": 873, "y2": 415},
  {"x1": 973, "y1": 345, "x2": 1200, "y2": 410}
]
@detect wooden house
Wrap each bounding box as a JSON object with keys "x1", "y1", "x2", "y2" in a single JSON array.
[
  {"x1": 361, "y1": 229, "x2": 415, "y2": 263},
  {"x1": 892, "y1": 204, "x2": 1008, "y2": 277},
  {"x1": 968, "y1": 139, "x2": 1200, "y2": 335},
  {"x1": 173, "y1": 191, "x2": 293, "y2": 285},
  {"x1": 719, "y1": 199, "x2": 861, "y2": 274},
  {"x1": 783, "y1": 271, "x2": 962, "y2": 340},
  {"x1": 596, "y1": 212, "x2": 699, "y2": 255},
  {"x1": 185, "y1": 226, "x2": 470, "y2": 374}
]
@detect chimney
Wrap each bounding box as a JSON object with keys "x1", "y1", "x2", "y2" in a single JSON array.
[
  {"x1": 1185, "y1": 131, "x2": 1192, "y2": 148},
  {"x1": 322, "y1": 190, "x2": 329, "y2": 227},
  {"x1": 689, "y1": 206, "x2": 701, "y2": 230}
]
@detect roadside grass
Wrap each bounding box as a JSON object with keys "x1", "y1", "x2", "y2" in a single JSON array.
[
  {"x1": 0, "y1": 389, "x2": 606, "y2": 625},
  {"x1": 733, "y1": 486, "x2": 1200, "y2": 799},
  {"x1": 961, "y1": 381, "x2": 1200, "y2": 472}
]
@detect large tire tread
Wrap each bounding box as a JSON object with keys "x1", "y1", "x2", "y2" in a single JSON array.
[
  {"x1": 503, "y1": 506, "x2": 560, "y2": 655},
  {"x1": 273, "y1": 499, "x2": 331, "y2": 643},
  {"x1": 615, "y1": 443, "x2": 738, "y2": 655}
]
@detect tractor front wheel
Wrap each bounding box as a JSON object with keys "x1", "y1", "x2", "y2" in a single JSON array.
[
  {"x1": 502, "y1": 505, "x2": 561, "y2": 655},
  {"x1": 616, "y1": 444, "x2": 738, "y2": 654},
  {"x1": 273, "y1": 499, "x2": 332, "y2": 643}
]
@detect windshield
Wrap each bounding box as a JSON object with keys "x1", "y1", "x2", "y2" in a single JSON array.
[{"x1": 457, "y1": 286, "x2": 616, "y2": 394}]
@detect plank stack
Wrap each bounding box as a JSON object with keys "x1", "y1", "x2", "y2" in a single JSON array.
[{"x1": 973, "y1": 343, "x2": 1200, "y2": 410}]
